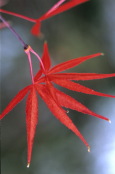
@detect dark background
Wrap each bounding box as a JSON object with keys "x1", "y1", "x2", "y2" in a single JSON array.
[{"x1": 1, "y1": 0, "x2": 115, "y2": 173}]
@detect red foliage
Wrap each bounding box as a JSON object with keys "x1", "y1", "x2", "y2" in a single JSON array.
[
  {"x1": 1, "y1": 43, "x2": 115, "y2": 166},
  {"x1": 31, "y1": 0, "x2": 89, "y2": 36},
  {"x1": 0, "y1": 0, "x2": 89, "y2": 36}
]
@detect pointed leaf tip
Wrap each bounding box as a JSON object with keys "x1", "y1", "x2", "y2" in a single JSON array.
[
  {"x1": 88, "y1": 146, "x2": 90, "y2": 152},
  {"x1": 101, "y1": 53, "x2": 104, "y2": 56},
  {"x1": 27, "y1": 163, "x2": 30, "y2": 168}
]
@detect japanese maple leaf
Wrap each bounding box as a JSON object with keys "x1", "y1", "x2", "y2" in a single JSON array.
[
  {"x1": 0, "y1": 0, "x2": 89, "y2": 36},
  {"x1": 1, "y1": 43, "x2": 115, "y2": 167}
]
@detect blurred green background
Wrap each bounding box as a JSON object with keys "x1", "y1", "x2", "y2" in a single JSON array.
[{"x1": 0, "y1": 0, "x2": 115, "y2": 174}]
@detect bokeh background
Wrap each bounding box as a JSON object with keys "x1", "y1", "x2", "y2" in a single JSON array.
[{"x1": 0, "y1": 0, "x2": 115, "y2": 174}]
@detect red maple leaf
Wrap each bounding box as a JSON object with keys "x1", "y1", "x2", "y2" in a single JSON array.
[
  {"x1": 0, "y1": 43, "x2": 115, "y2": 167},
  {"x1": 0, "y1": 0, "x2": 89, "y2": 36}
]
